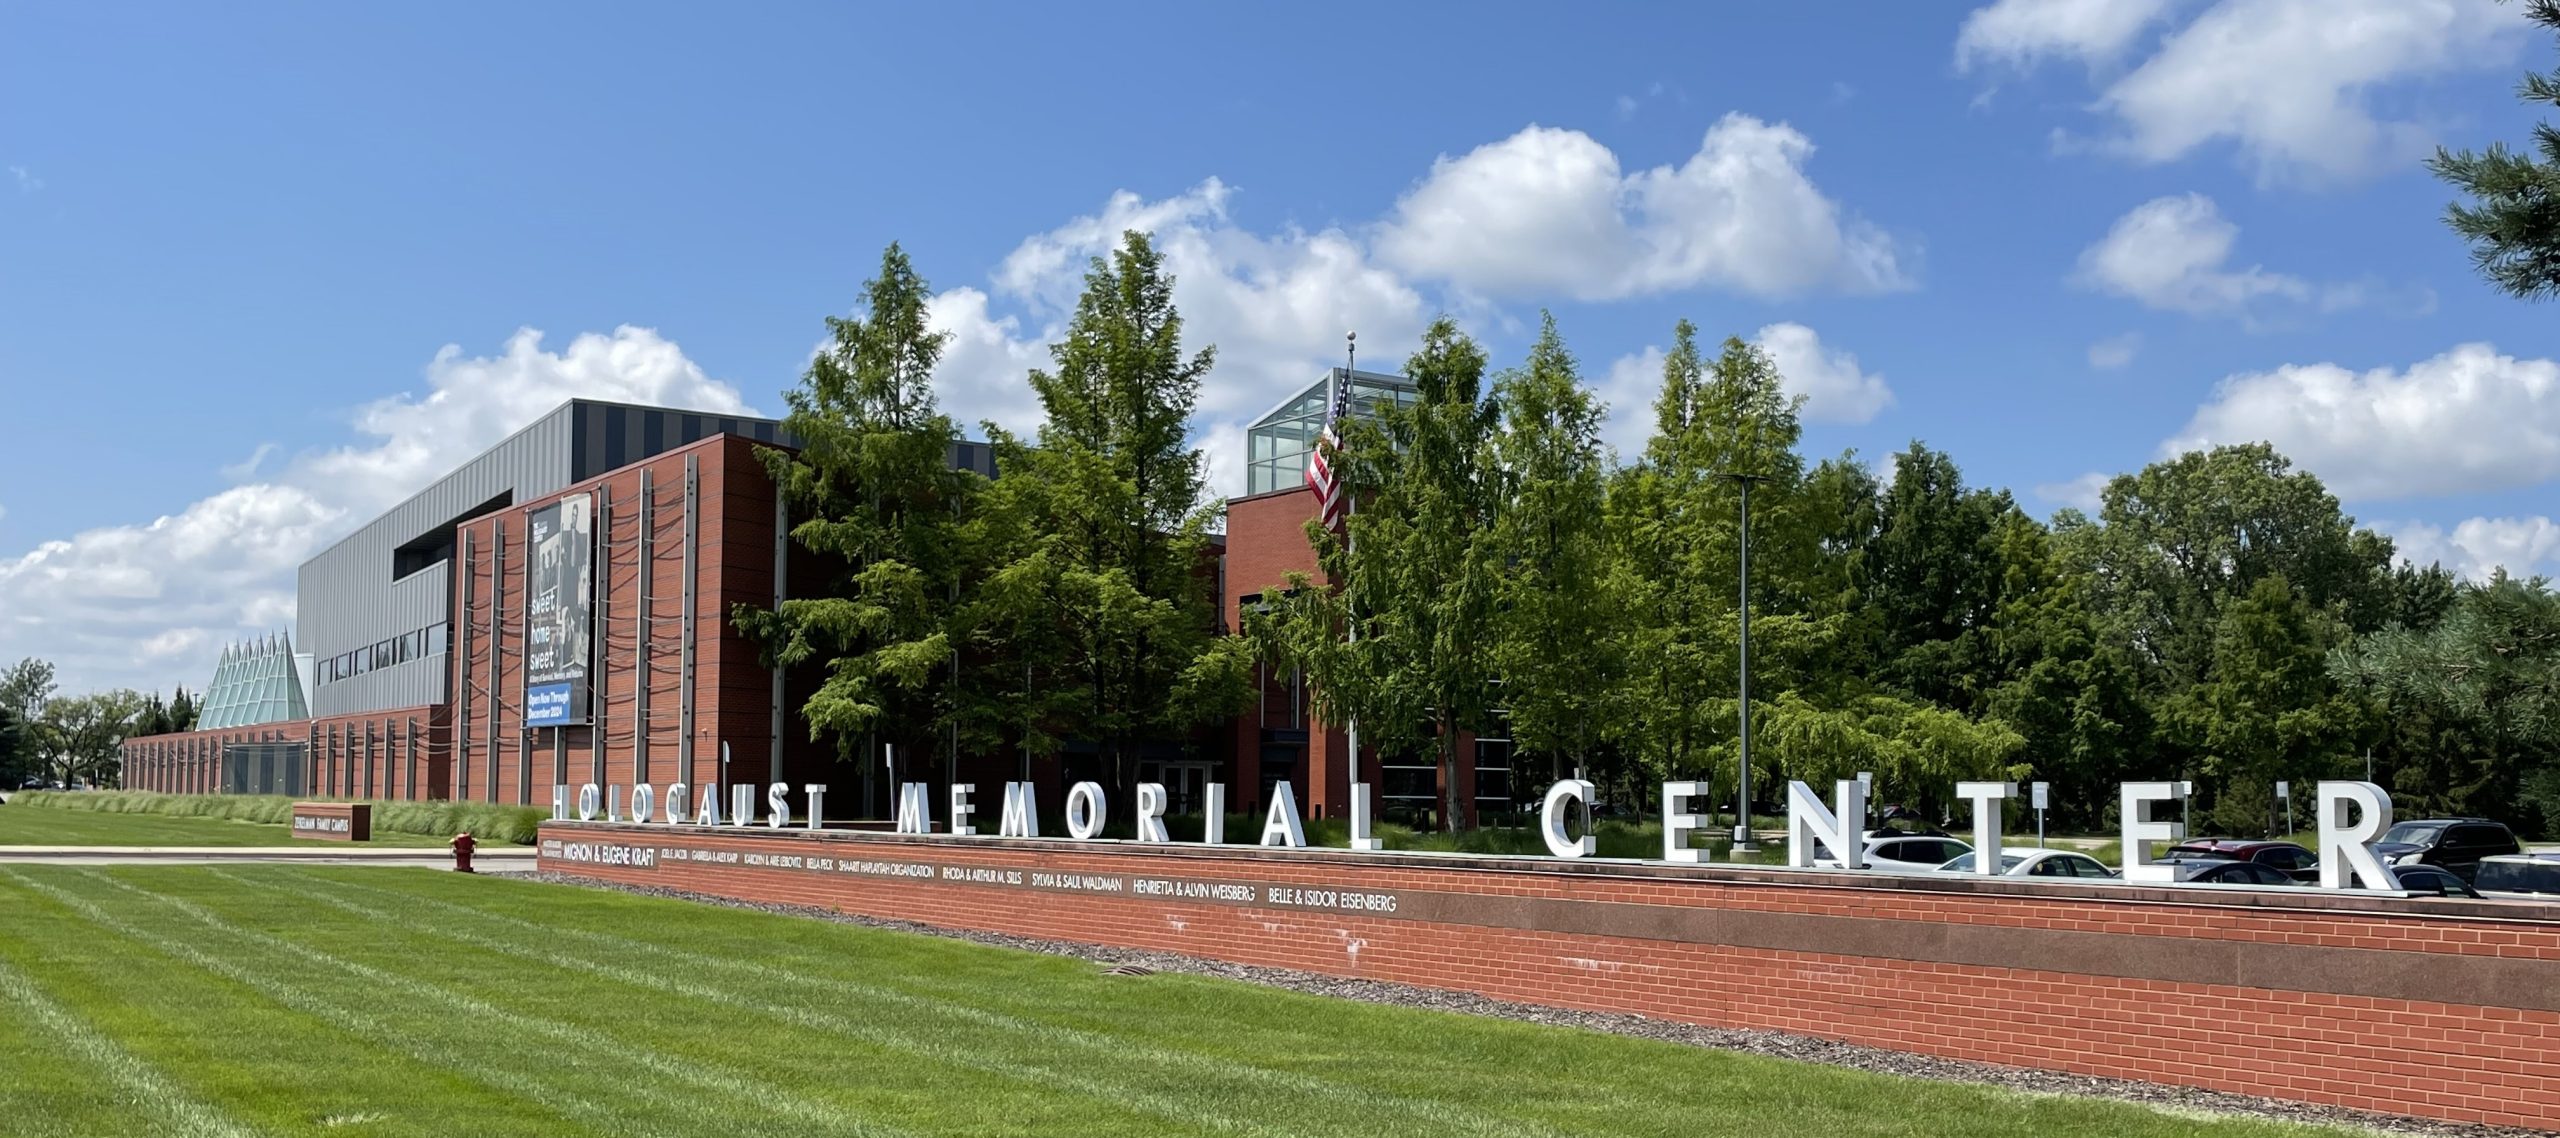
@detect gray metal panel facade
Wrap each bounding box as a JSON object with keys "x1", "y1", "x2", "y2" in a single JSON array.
[{"x1": 301, "y1": 399, "x2": 784, "y2": 718}]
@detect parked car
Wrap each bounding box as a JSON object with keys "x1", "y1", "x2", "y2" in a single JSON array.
[
  {"x1": 2171, "y1": 858, "x2": 2298, "y2": 886},
  {"x1": 1814, "y1": 835, "x2": 1974, "y2": 872},
  {"x1": 1934, "y1": 848, "x2": 2117, "y2": 878},
  {"x1": 2473, "y1": 853, "x2": 2560, "y2": 898},
  {"x1": 2162, "y1": 839, "x2": 2319, "y2": 882},
  {"x1": 2370, "y1": 819, "x2": 2522, "y2": 882},
  {"x1": 2386, "y1": 864, "x2": 2484, "y2": 899}
]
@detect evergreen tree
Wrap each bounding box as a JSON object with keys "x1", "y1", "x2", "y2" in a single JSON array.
[
  {"x1": 2161, "y1": 575, "x2": 2361, "y2": 835},
  {"x1": 2335, "y1": 574, "x2": 2560, "y2": 830},
  {"x1": 1251, "y1": 317, "x2": 1505, "y2": 830},
  {"x1": 734, "y1": 243, "x2": 988, "y2": 781},
  {"x1": 982, "y1": 231, "x2": 1252, "y2": 797},
  {"x1": 0, "y1": 706, "x2": 28, "y2": 788},
  {"x1": 1486, "y1": 314, "x2": 1622, "y2": 788},
  {"x1": 168, "y1": 686, "x2": 197, "y2": 734},
  {"x1": 2428, "y1": 0, "x2": 2560, "y2": 301}
]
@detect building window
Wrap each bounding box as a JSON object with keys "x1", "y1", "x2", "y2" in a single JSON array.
[{"x1": 1242, "y1": 370, "x2": 1418, "y2": 496}]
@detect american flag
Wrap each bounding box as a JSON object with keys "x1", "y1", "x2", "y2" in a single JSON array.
[{"x1": 1305, "y1": 371, "x2": 1351, "y2": 533}]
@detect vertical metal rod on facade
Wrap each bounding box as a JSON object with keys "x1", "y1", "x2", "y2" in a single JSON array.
[
  {"x1": 592, "y1": 488, "x2": 612, "y2": 789},
  {"x1": 520, "y1": 509, "x2": 536, "y2": 806},
  {"x1": 488, "y1": 518, "x2": 504, "y2": 804},
  {"x1": 770, "y1": 492, "x2": 787, "y2": 793},
  {"x1": 635, "y1": 468, "x2": 653, "y2": 785},
  {"x1": 407, "y1": 718, "x2": 418, "y2": 802},
  {"x1": 458, "y1": 528, "x2": 474, "y2": 800},
  {"x1": 680, "y1": 454, "x2": 698, "y2": 788}
]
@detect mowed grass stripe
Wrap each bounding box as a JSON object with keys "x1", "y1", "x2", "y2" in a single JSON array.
[
  {"x1": 0, "y1": 866, "x2": 2379, "y2": 1138},
  {"x1": 283, "y1": 869, "x2": 1568, "y2": 1138},
  {"x1": 265, "y1": 872, "x2": 1310, "y2": 1138},
  {"x1": 0, "y1": 946, "x2": 262, "y2": 1138},
  {"x1": 268, "y1": 869, "x2": 2364, "y2": 1138},
  {"x1": 0, "y1": 868, "x2": 655, "y2": 1138},
  {"x1": 66, "y1": 869, "x2": 915, "y2": 1138},
  {"x1": 302, "y1": 868, "x2": 1649, "y2": 1131}
]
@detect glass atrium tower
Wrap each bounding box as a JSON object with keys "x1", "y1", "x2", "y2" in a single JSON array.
[
  {"x1": 1243, "y1": 368, "x2": 1417, "y2": 496},
  {"x1": 197, "y1": 632, "x2": 311, "y2": 730}
]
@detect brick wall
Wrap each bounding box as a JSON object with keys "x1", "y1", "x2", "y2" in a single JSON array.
[
  {"x1": 449, "y1": 434, "x2": 829, "y2": 812},
  {"x1": 541, "y1": 822, "x2": 2560, "y2": 1130}
]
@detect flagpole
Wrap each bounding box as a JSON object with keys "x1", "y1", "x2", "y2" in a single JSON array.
[{"x1": 1341, "y1": 332, "x2": 1360, "y2": 815}]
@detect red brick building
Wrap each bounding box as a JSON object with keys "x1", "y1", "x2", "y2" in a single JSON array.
[{"x1": 121, "y1": 379, "x2": 1514, "y2": 823}]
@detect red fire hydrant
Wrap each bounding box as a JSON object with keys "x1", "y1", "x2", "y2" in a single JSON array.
[{"x1": 449, "y1": 830, "x2": 477, "y2": 874}]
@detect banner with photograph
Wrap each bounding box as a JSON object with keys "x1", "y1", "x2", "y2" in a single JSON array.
[{"x1": 524, "y1": 493, "x2": 595, "y2": 727}]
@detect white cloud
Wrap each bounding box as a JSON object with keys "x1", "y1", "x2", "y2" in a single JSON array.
[
  {"x1": 2074, "y1": 193, "x2": 2313, "y2": 318},
  {"x1": 1752, "y1": 322, "x2": 1894, "y2": 424},
  {"x1": 2036, "y1": 471, "x2": 2112, "y2": 512},
  {"x1": 2088, "y1": 332, "x2": 2141, "y2": 369},
  {"x1": 220, "y1": 442, "x2": 279, "y2": 482},
  {"x1": 952, "y1": 177, "x2": 1432, "y2": 497},
  {"x1": 926, "y1": 286, "x2": 1050, "y2": 440},
  {"x1": 2163, "y1": 342, "x2": 2560, "y2": 500},
  {"x1": 8, "y1": 165, "x2": 39, "y2": 194},
  {"x1": 2105, "y1": 0, "x2": 2525, "y2": 182},
  {"x1": 1375, "y1": 116, "x2": 1910, "y2": 301},
  {"x1": 0, "y1": 326, "x2": 752, "y2": 695},
  {"x1": 2385, "y1": 516, "x2": 2560, "y2": 581},
  {"x1": 1966, "y1": 0, "x2": 2529, "y2": 184},
  {"x1": 1956, "y1": 0, "x2": 2176, "y2": 72},
  {"x1": 1597, "y1": 347, "x2": 1669, "y2": 461},
  {"x1": 1596, "y1": 323, "x2": 1894, "y2": 458}
]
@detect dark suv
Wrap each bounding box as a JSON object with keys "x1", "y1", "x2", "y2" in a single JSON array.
[
  {"x1": 2162, "y1": 839, "x2": 2320, "y2": 882},
  {"x1": 2370, "y1": 819, "x2": 2522, "y2": 883}
]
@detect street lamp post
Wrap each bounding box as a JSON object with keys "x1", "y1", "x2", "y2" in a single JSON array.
[{"x1": 1723, "y1": 471, "x2": 1767, "y2": 856}]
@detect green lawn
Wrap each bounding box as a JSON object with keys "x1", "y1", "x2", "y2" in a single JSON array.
[
  {"x1": 0, "y1": 805, "x2": 452, "y2": 848},
  {"x1": 0, "y1": 866, "x2": 2368, "y2": 1138}
]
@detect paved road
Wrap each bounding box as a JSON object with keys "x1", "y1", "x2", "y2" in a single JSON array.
[{"x1": 0, "y1": 845, "x2": 538, "y2": 872}]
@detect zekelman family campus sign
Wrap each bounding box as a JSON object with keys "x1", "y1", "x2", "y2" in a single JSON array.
[{"x1": 554, "y1": 774, "x2": 2421, "y2": 892}]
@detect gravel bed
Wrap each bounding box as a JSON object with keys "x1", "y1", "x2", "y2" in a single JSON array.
[{"x1": 532, "y1": 873, "x2": 2550, "y2": 1138}]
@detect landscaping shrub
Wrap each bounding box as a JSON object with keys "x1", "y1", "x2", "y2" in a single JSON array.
[{"x1": 12, "y1": 791, "x2": 547, "y2": 844}]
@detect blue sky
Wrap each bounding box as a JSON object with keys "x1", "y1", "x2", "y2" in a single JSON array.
[{"x1": 4, "y1": 0, "x2": 2556, "y2": 694}]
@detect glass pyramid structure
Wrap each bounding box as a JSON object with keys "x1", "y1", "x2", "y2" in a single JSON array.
[{"x1": 198, "y1": 632, "x2": 311, "y2": 730}]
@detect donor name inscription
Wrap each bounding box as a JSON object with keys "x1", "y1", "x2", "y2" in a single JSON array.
[{"x1": 552, "y1": 776, "x2": 2419, "y2": 892}]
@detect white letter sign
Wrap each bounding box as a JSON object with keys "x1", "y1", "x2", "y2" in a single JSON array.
[
  {"x1": 1787, "y1": 779, "x2": 1866, "y2": 869},
  {"x1": 1661, "y1": 781, "x2": 1709, "y2": 864},
  {"x1": 895, "y1": 782, "x2": 932, "y2": 834},
  {"x1": 2318, "y1": 781, "x2": 2401, "y2": 891},
  {"x1": 1348, "y1": 783, "x2": 1384, "y2": 851},
  {"x1": 949, "y1": 783, "x2": 977, "y2": 836},
  {"x1": 1957, "y1": 781, "x2": 2015, "y2": 875},
  {"x1": 1000, "y1": 782, "x2": 1040, "y2": 838},
  {"x1": 2118, "y1": 781, "x2": 2188, "y2": 883},
  {"x1": 1135, "y1": 783, "x2": 1169, "y2": 843},
  {"x1": 1202, "y1": 783, "x2": 1226, "y2": 845},
  {"x1": 1066, "y1": 782, "x2": 1107, "y2": 840},
  {"x1": 1261, "y1": 781, "x2": 1307, "y2": 847},
  {"x1": 1541, "y1": 779, "x2": 1595, "y2": 858}
]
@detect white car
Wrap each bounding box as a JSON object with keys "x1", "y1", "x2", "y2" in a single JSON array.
[
  {"x1": 1814, "y1": 834, "x2": 1974, "y2": 873},
  {"x1": 1935, "y1": 848, "x2": 2116, "y2": 879}
]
